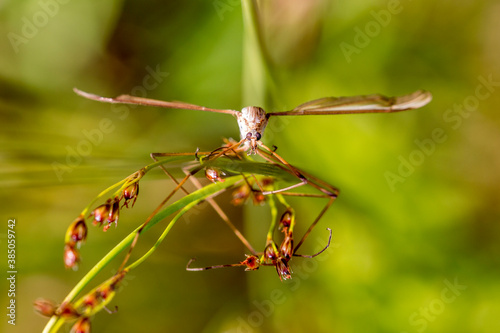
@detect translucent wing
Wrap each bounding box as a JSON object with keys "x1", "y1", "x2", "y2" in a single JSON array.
[
  {"x1": 267, "y1": 90, "x2": 432, "y2": 117},
  {"x1": 73, "y1": 88, "x2": 239, "y2": 116}
]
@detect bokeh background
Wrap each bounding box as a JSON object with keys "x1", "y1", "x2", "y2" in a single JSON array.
[{"x1": 1, "y1": 0, "x2": 499, "y2": 332}]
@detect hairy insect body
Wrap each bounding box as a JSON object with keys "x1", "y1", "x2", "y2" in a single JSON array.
[{"x1": 236, "y1": 106, "x2": 268, "y2": 152}]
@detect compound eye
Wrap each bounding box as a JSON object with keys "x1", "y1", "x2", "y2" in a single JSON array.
[
  {"x1": 246, "y1": 132, "x2": 252, "y2": 140},
  {"x1": 255, "y1": 133, "x2": 262, "y2": 141}
]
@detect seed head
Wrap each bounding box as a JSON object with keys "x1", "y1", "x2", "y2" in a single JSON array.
[
  {"x1": 89, "y1": 203, "x2": 110, "y2": 227},
  {"x1": 275, "y1": 257, "x2": 292, "y2": 281},
  {"x1": 105, "y1": 197, "x2": 120, "y2": 230},
  {"x1": 251, "y1": 190, "x2": 266, "y2": 205},
  {"x1": 231, "y1": 183, "x2": 251, "y2": 206},
  {"x1": 279, "y1": 231, "x2": 294, "y2": 260},
  {"x1": 64, "y1": 244, "x2": 80, "y2": 270},
  {"x1": 279, "y1": 209, "x2": 293, "y2": 232},
  {"x1": 70, "y1": 317, "x2": 91, "y2": 333},
  {"x1": 122, "y1": 181, "x2": 139, "y2": 208},
  {"x1": 241, "y1": 255, "x2": 260, "y2": 271},
  {"x1": 65, "y1": 216, "x2": 87, "y2": 248},
  {"x1": 57, "y1": 302, "x2": 80, "y2": 319},
  {"x1": 205, "y1": 167, "x2": 226, "y2": 183},
  {"x1": 264, "y1": 242, "x2": 278, "y2": 261},
  {"x1": 33, "y1": 298, "x2": 57, "y2": 317}
]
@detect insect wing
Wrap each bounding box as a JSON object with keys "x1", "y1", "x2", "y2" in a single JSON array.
[
  {"x1": 267, "y1": 90, "x2": 432, "y2": 116},
  {"x1": 73, "y1": 88, "x2": 238, "y2": 115}
]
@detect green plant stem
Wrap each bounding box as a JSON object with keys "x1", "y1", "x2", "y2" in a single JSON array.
[
  {"x1": 80, "y1": 178, "x2": 127, "y2": 217},
  {"x1": 276, "y1": 194, "x2": 295, "y2": 233},
  {"x1": 125, "y1": 191, "x2": 206, "y2": 271},
  {"x1": 241, "y1": 0, "x2": 275, "y2": 107},
  {"x1": 43, "y1": 175, "x2": 242, "y2": 333},
  {"x1": 266, "y1": 194, "x2": 278, "y2": 243},
  {"x1": 80, "y1": 157, "x2": 187, "y2": 217}
]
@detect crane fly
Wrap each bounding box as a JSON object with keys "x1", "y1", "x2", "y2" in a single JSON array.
[
  {"x1": 73, "y1": 88, "x2": 432, "y2": 154},
  {"x1": 71, "y1": 88, "x2": 431, "y2": 278}
]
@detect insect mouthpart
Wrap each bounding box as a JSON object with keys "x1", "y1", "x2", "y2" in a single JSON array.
[{"x1": 243, "y1": 132, "x2": 261, "y2": 155}]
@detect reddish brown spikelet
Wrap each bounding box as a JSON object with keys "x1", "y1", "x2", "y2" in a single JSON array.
[
  {"x1": 109, "y1": 270, "x2": 127, "y2": 288},
  {"x1": 122, "y1": 182, "x2": 139, "y2": 208},
  {"x1": 205, "y1": 167, "x2": 225, "y2": 183},
  {"x1": 251, "y1": 190, "x2": 266, "y2": 205},
  {"x1": 57, "y1": 302, "x2": 80, "y2": 319},
  {"x1": 279, "y1": 231, "x2": 294, "y2": 260},
  {"x1": 70, "y1": 317, "x2": 91, "y2": 333},
  {"x1": 98, "y1": 285, "x2": 112, "y2": 300},
  {"x1": 67, "y1": 216, "x2": 88, "y2": 247},
  {"x1": 98, "y1": 270, "x2": 127, "y2": 300},
  {"x1": 89, "y1": 203, "x2": 110, "y2": 227},
  {"x1": 275, "y1": 258, "x2": 292, "y2": 281},
  {"x1": 264, "y1": 243, "x2": 278, "y2": 261},
  {"x1": 33, "y1": 298, "x2": 57, "y2": 317},
  {"x1": 241, "y1": 255, "x2": 260, "y2": 271},
  {"x1": 107, "y1": 197, "x2": 120, "y2": 225},
  {"x1": 260, "y1": 177, "x2": 274, "y2": 188},
  {"x1": 231, "y1": 183, "x2": 251, "y2": 206},
  {"x1": 82, "y1": 292, "x2": 99, "y2": 309},
  {"x1": 64, "y1": 244, "x2": 80, "y2": 269},
  {"x1": 279, "y1": 210, "x2": 293, "y2": 232}
]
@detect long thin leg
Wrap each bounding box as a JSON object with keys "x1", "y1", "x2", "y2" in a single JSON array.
[
  {"x1": 182, "y1": 167, "x2": 257, "y2": 255},
  {"x1": 294, "y1": 228, "x2": 332, "y2": 258},
  {"x1": 146, "y1": 142, "x2": 338, "y2": 276},
  {"x1": 152, "y1": 148, "x2": 258, "y2": 254},
  {"x1": 186, "y1": 258, "x2": 245, "y2": 271},
  {"x1": 256, "y1": 142, "x2": 307, "y2": 181},
  {"x1": 150, "y1": 152, "x2": 208, "y2": 196},
  {"x1": 118, "y1": 166, "x2": 202, "y2": 272},
  {"x1": 256, "y1": 143, "x2": 339, "y2": 197},
  {"x1": 186, "y1": 255, "x2": 260, "y2": 271},
  {"x1": 254, "y1": 147, "x2": 339, "y2": 256},
  {"x1": 262, "y1": 182, "x2": 309, "y2": 195},
  {"x1": 293, "y1": 197, "x2": 335, "y2": 254}
]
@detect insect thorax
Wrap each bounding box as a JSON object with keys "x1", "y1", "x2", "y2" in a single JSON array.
[{"x1": 237, "y1": 106, "x2": 268, "y2": 141}]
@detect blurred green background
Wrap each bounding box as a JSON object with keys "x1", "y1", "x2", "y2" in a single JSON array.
[{"x1": 1, "y1": 0, "x2": 499, "y2": 332}]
